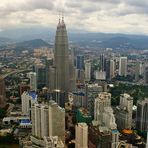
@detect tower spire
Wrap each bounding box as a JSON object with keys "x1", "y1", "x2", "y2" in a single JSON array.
[
  {"x1": 61, "y1": 11, "x2": 64, "y2": 24},
  {"x1": 58, "y1": 12, "x2": 61, "y2": 25}
]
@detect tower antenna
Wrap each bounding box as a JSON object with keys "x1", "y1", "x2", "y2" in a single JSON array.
[{"x1": 58, "y1": 11, "x2": 61, "y2": 24}]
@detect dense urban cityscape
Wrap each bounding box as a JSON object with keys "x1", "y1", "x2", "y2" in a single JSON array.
[{"x1": 0, "y1": 0, "x2": 148, "y2": 148}]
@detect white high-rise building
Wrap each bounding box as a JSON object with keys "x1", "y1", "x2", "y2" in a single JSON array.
[
  {"x1": 31, "y1": 101, "x2": 65, "y2": 144},
  {"x1": 85, "y1": 61, "x2": 91, "y2": 81},
  {"x1": 103, "y1": 107, "x2": 117, "y2": 130},
  {"x1": 110, "y1": 59, "x2": 115, "y2": 79},
  {"x1": 116, "y1": 93, "x2": 133, "y2": 129},
  {"x1": 119, "y1": 57, "x2": 127, "y2": 76},
  {"x1": 75, "y1": 123, "x2": 88, "y2": 148},
  {"x1": 21, "y1": 91, "x2": 37, "y2": 117},
  {"x1": 94, "y1": 92, "x2": 111, "y2": 124},
  {"x1": 27, "y1": 72, "x2": 37, "y2": 91}
]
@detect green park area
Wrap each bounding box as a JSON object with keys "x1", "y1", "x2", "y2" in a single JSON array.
[{"x1": 110, "y1": 83, "x2": 148, "y2": 105}]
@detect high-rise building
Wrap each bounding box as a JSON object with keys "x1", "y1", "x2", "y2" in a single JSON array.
[
  {"x1": 75, "y1": 123, "x2": 88, "y2": 148},
  {"x1": 135, "y1": 61, "x2": 140, "y2": 81},
  {"x1": 119, "y1": 57, "x2": 127, "y2": 76},
  {"x1": 85, "y1": 83, "x2": 103, "y2": 117},
  {"x1": 100, "y1": 54, "x2": 106, "y2": 72},
  {"x1": 21, "y1": 91, "x2": 37, "y2": 117},
  {"x1": 69, "y1": 55, "x2": 76, "y2": 92},
  {"x1": 136, "y1": 98, "x2": 148, "y2": 131},
  {"x1": 116, "y1": 93, "x2": 133, "y2": 129},
  {"x1": 85, "y1": 60, "x2": 91, "y2": 81},
  {"x1": 27, "y1": 72, "x2": 37, "y2": 92},
  {"x1": 94, "y1": 92, "x2": 111, "y2": 124},
  {"x1": 110, "y1": 59, "x2": 115, "y2": 79},
  {"x1": 34, "y1": 63, "x2": 46, "y2": 88},
  {"x1": 54, "y1": 17, "x2": 69, "y2": 97},
  {"x1": 111, "y1": 130, "x2": 119, "y2": 148},
  {"x1": 31, "y1": 100, "x2": 65, "y2": 145},
  {"x1": 88, "y1": 122, "x2": 111, "y2": 148},
  {"x1": 48, "y1": 66, "x2": 56, "y2": 91},
  {"x1": 144, "y1": 64, "x2": 148, "y2": 84},
  {"x1": 0, "y1": 77, "x2": 6, "y2": 107},
  {"x1": 45, "y1": 58, "x2": 53, "y2": 88},
  {"x1": 102, "y1": 107, "x2": 117, "y2": 130},
  {"x1": 76, "y1": 55, "x2": 84, "y2": 70}
]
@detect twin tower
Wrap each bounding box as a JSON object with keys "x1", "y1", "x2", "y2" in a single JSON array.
[{"x1": 52, "y1": 17, "x2": 75, "y2": 102}]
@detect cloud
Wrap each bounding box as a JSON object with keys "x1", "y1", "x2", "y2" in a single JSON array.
[{"x1": 0, "y1": 0, "x2": 148, "y2": 34}]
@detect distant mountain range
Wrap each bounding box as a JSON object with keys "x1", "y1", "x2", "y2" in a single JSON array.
[
  {"x1": 0, "y1": 27, "x2": 148, "y2": 50},
  {"x1": 0, "y1": 39, "x2": 51, "y2": 51}
]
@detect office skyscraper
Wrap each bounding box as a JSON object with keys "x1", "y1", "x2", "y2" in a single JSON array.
[
  {"x1": 54, "y1": 17, "x2": 69, "y2": 96},
  {"x1": 75, "y1": 123, "x2": 88, "y2": 148},
  {"x1": 136, "y1": 98, "x2": 148, "y2": 131},
  {"x1": 119, "y1": 57, "x2": 127, "y2": 76},
  {"x1": 27, "y1": 72, "x2": 37, "y2": 92},
  {"x1": 116, "y1": 93, "x2": 133, "y2": 129},
  {"x1": 85, "y1": 60, "x2": 91, "y2": 81},
  {"x1": 76, "y1": 55, "x2": 84, "y2": 70},
  {"x1": 144, "y1": 64, "x2": 148, "y2": 84},
  {"x1": 94, "y1": 92, "x2": 111, "y2": 124},
  {"x1": 100, "y1": 54, "x2": 106, "y2": 72}
]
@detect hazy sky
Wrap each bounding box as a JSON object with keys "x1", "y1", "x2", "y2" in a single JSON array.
[{"x1": 0, "y1": 0, "x2": 148, "y2": 34}]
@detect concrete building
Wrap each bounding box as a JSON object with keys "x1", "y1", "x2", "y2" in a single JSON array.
[
  {"x1": 110, "y1": 59, "x2": 115, "y2": 79},
  {"x1": 76, "y1": 55, "x2": 84, "y2": 70},
  {"x1": 94, "y1": 92, "x2": 111, "y2": 124},
  {"x1": 69, "y1": 55, "x2": 76, "y2": 92},
  {"x1": 31, "y1": 100, "x2": 65, "y2": 145},
  {"x1": 85, "y1": 60, "x2": 91, "y2": 81},
  {"x1": 54, "y1": 17, "x2": 69, "y2": 98},
  {"x1": 27, "y1": 72, "x2": 37, "y2": 91},
  {"x1": 88, "y1": 122, "x2": 111, "y2": 148},
  {"x1": 135, "y1": 61, "x2": 140, "y2": 82},
  {"x1": 48, "y1": 66, "x2": 56, "y2": 91},
  {"x1": 85, "y1": 83, "x2": 103, "y2": 117},
  {"x1": 136, "y1": 98, "x2": 148, "y2": 131},
  {"x1": 119, "y1": 57, "x2": 127, "y2": 76},
  {"x1": 144, "y1": 64, "x2": 148, "y2": 84},
  {"x1": 75, "y1": 123, "x2": 88, "y2": 148},
  {"x1": 100, "y1": 54, "x2": 106, "y2": 72},
  {"x1": 0, "y1": 77, "x2": 6, "y2": 107},
  {"x1": 111, "y1": 130, "x2": 119, "y2": 148},
  {"x1": 21, "y1": 91, "x2": 37, "y2": 117},
  {"x1": 72, "y1": 91, "x2": 86, "y2": 108},
  {"x1": 102, "y1": 107, "x2": 117, "y2": 130},
  {"x1": 116, "y1": 93, "x2": 133, "y2": 130},
  {"x1": 34, "y1": 63, "x2": 46, "y2": 88}
]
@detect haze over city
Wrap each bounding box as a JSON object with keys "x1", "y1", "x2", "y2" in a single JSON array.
[{"x1": 0, "y1": 0, "x2": 148, "y2": 34}]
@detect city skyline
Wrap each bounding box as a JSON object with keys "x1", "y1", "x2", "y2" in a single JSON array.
[{"x1": 0, "y1": 0, "x2": 148, "y2": 35}]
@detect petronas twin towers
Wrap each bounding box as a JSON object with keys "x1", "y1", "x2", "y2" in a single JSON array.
[{"x1": 54, "y1": 17, "x2": 70, "y2": 96}]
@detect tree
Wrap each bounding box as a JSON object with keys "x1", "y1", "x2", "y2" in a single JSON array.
[{"x1": 0, "y1": 108, "x2": 6, "y2": 118}]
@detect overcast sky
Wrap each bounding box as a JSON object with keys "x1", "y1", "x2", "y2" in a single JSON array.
[{"x1": 0, "y1": 0, "x2": 148, "y2": 34}]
